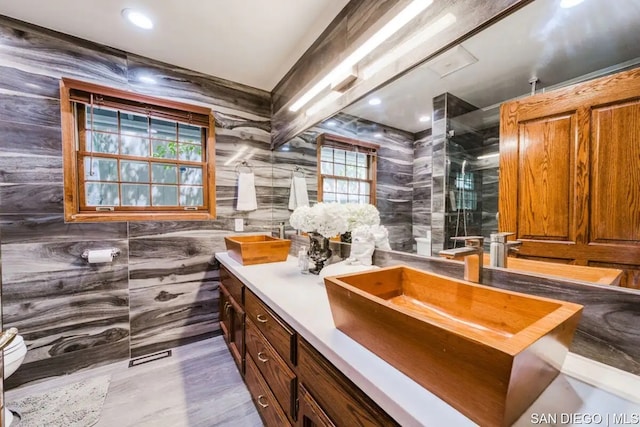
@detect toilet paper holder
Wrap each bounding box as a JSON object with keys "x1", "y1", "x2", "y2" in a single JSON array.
[{"x1": 81, "y1": 248, "x2": 121, "y2": 261}]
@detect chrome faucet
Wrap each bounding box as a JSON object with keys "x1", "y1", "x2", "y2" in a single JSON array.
[
  {"x1": 438, "y1": 236, "x2": 484, "y2": 283},
  {"x1": 489, "y1": 232, "x2": 522, "y2": 268}
]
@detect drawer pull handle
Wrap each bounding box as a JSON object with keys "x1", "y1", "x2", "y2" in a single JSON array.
[
  {"x1": 257, "y1": 351, "x2": 269, "y2": 363},
  {"x1": 256, "y1": 313, "x2": 268, "y2": 323},
  {"x1": 224, "y1": 302, "x2": 231, "y2": 315},
  {"x1": 257, "y1": 395, "x2": 269, "y2": 408}
]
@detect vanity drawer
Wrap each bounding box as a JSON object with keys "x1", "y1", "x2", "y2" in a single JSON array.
[
  {"x1": 246, "y1": 320, "x2": 296, "y2": 422},
  {"x1": 245, "y1": 289, "x2": 296, "y2": 366},
  {"x1": 245, "y1": 355, "x2": 291, "y2": 427},
  {"x1": 220, "y1": 264, "x2": 244, "y2": 304}
]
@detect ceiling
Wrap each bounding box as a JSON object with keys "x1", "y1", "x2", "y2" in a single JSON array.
[
  {"x1": 342, "y1": 0, "x2": 640, "y2": 133},
  {"x1": 0, "y1": 0, "x2": 350, "y2": 91}
]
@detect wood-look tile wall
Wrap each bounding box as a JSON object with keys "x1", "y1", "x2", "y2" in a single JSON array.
[
  {"x1": 272, "y1": 113, "x2": 414, "y2": 251},
  {"x1": 412, "y1": 128, "x2": 432, "y2": 248},
  {"x1": 0, "y1": 16, "x2": 272, "y2": 388}
]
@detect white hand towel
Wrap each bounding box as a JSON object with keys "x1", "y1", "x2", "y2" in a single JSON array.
[
  {"x1": 288, "y1": 176, "x2": 309, "y2": 210},
  {"x1": 236, "y1": 172, "x2": 258, "y2": 211}
]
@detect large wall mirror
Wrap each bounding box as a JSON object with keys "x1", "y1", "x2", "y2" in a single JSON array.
[{"x1": 273, "y1": 0, "x2": 640, "y2": 282}]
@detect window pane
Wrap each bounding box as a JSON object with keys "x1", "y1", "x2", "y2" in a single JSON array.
[
  {"x1": 152, "y1": 140, "x2": 178, "y2": 159},
  {"x1": 85, "y1": 182, "x2": 119, "y2": 206},
  {"x1": 180, "y1": 166, "x2": 203, "y2": 185},
  {"x1": 360, "y1": 182, "x2": 370, "y2": 195},
  {"x1": 334, "y1": 163, "x2": 345, "y2": 176},
  {"x1": 348, "y1": 194, "x2": 359, "y2": 203},
  {"x1": 337, "y1": 193, "x2": 348, "y2": 203},
  {"x1": 150, "y1": 118, "x2": 176, "y2": 141},
  {"x1": 323, "y1": 178, "x2": 335, "y2": 193},
  {"x1": 87, "y1": 107, "x2": 117, "y2": 133},
  {"x1": 348, "y1": 180, "x2": 358, "y2": 194},
  {"x1": 84, "y1": 158, "x2": 118, "y2": 181},
  {"x1": 121, "y1": 135, "x2": 149, "y2": 157},
  {"x1": 334, "y1": 149, "x2": 346, "y2": 164},
  {"x1": 87, "y1": 131, "x2": 118, "y2": 154},
  {"x1": 337, "y1": 179, "x2": 348, "y2": 193},
  {"x1": 324, "y1": 192, "x2": 336, "y2": 202},
  {"x1": 346, "y1": 151, "x2": 357, "y2": 165},
  {"x1": 320, "y1": 161, "x2": 333, "y2": 175},
  {"x1": 360, "y1": 195, "x2": 369, "y2": 204},
  {"x1": 180, "y1": 186, "x2": 203, "y2": 206},
  {"x1": 121, "y1": 161, "x2": 149, "y2": 182},
  {"x1": 121, "y1": 184, "x2": 150, "y2": 206},
  {"x1": 321, "y1": 147, "x2": 333, "y2": 161},
  {"x1": 152, "y1": 185, "x2": 178, "y2": 206},
  {"x1": 357, "y1": 153, "x2": 367, "y2": 166},
  {"x1": 357, "y1": 167, "x2": 367, "y2": 179},
  {"x1": 152, "y1": 163, "x2": 178, "y2": 184},
  {"x1": 178, "y1": 123, "x2": 202, "y2": 143},
  {"x1": 121, "y1": 113, "x2": 148, "y2": 136},
  {"x1": 179, "y1": 143, "x2": 202, "y2": 162},
  {"x1": 346, "y1": 165, "x2": 357, "y2": 178}
]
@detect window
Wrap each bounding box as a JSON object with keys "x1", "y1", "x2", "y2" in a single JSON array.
[
  {"x1": 60, "y1": 78, "x2": 216, "y2": 222},
  {"x1": 317, "y1": 133, "x2": 378, "y2": 204}
]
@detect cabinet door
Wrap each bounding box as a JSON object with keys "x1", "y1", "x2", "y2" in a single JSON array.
[
  {"x1": 297, "y1": 339, "x2": 399, "y2": 427},
  {"x1": 219, "y1": 284, "x2": 232, "y2": 344},
  {"x1": 500, "y1": 67, "x2": 640, "y2": 288},
  {"x1": 298, "y1": 384, "x2": 336, "y2": 427},
  {"x1": 229, "y1": 295, "x2": 245, "y2": 374}
]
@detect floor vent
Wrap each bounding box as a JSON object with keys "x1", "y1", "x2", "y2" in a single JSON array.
[{"x1": 128, "y1": 350, "x2": 172, "y2": 368}]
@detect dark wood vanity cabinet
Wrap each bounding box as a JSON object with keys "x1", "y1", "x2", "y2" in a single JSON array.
[{"x1": 219, "y1": 264, "x2": 399, "y2": 427}]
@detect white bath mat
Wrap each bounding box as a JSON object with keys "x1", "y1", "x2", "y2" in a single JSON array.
[{"x1": 7, "y1": 374, "x2": 111, "y2": 427}]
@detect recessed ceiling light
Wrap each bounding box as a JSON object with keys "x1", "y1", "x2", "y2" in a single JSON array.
[
  {"x1": 122, "y1": 8, "x2": 154, "y2": 30},
  {"x1": 560, "y1": 0, "x2": 585, "y2": 8},
  {"x1": 419, "y1": 115, "x2": 430, "y2": 122},
  {"x1": 374, "y1": 133, "x2": 383, "y2": 138},
  {"x1": 138, "y1": 75, "x2": 156, "y2": 84},
  {"x1": 369, "y1": 98, "x2": 382, "y2": 106}
]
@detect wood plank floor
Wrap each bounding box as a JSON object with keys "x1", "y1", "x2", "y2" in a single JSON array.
[{"x1": 5, "y1": 336, "x2": 263, "y2": 427}]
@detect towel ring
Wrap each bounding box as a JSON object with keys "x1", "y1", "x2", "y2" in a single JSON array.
[
  {"x1": 235, "y1": 161, "x2": 253, "y2": 175},
  {"x1": 292, "y1": 166, "x2": 305, "y2": 178}
]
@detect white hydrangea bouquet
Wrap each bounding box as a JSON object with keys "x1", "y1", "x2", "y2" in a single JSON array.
[
  {"x1": 289, "y1": 202, "x2": 348, "y2": 238},
  {"x1": 289, "y1": 202, "x2": 382, "y2": 274},
  {"x1": 289, "y1": 202, "x2": 380, "y2": 238},
  {"x1": 345, "y1": 203, "x2": 380, "y2": 231}
]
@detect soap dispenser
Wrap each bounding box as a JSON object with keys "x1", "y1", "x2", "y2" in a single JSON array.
[{"x1": 298, "y1": 246, "x2": 309, "y2": 274}]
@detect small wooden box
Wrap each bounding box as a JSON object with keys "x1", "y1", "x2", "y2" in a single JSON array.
[
  {"x1": 324, "y1": 265, "x2": 583, "y2": 427},
  {"x1": 224, "y1": 235, "x2": 291, "y2": 265}
]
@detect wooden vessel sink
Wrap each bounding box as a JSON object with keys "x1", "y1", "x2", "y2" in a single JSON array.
[
  {"x1": 224, "y1": 235, "x2": 291, "y2": 265},
  {"x1": 481, "y1": 254, "x2": 623, "y2": 286},
  {"x1": 324, "y1": 265, "x2": 583, "y2": 427}
]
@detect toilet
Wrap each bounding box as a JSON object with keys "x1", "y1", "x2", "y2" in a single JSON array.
[{"x1": 4, "y1": 334, "x2": 27, "y2": 426}]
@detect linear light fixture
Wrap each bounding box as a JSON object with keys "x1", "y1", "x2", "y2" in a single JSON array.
[
  {"x1": 305, "y1": 91, "x2": 343, "y2": 117},
  {"x1": 477, "y1": 152, "x2": 500, "y2": 160},
  {"x1": 290, "y1": 0, "x2": 433, "y2": 113},
  {"x1": 361, "y1": 13, "x2": 457, "y2": 80}
]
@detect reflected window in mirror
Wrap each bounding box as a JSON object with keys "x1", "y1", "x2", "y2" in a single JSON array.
[{"x1": 317, "y1": 133, "x2": 378, "y2": 204}]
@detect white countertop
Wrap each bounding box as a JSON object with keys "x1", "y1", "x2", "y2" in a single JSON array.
[{"x1": 216, "y1": 253, "x2": 640, "y2": 426}]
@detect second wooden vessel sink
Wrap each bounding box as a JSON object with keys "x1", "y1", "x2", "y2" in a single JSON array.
[
  {"x1": 324, "y1": 265, "x2": 583, "y2": 426},
  {"x1": 224, "y1": 234, "x2": 291, "y2": 265}
]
